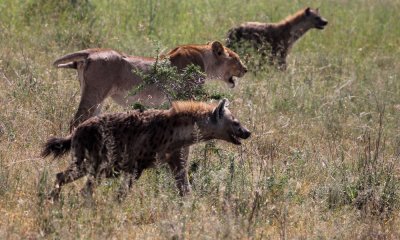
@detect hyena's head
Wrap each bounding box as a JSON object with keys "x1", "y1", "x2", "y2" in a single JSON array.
[
  {"x1": 304, "y1": 7, "x2": 328, "y2": 30},
  {"x1": 208, "y1": 99, "x2": 251, "y2": 145}
]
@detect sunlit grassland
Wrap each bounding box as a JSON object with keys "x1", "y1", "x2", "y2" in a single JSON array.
[{"x1": 0, "y1": 0, "x2": 400, "y2": 238}]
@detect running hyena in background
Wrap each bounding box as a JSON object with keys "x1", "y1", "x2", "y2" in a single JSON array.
[
  {"x1": 41, "y1": 99, "x2": 251, "y2": 201},
  {"x1": 226, "y1": 7, "x2": 328, "y2": 70}
]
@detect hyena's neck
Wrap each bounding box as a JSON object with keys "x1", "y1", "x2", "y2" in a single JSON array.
[
  {"x1": 164, "y1": 114, "x2": 212, "y2": 151},
  {"x1": 286, "y1": 19, "x2": 312, "y2": 45},
  {"x1": 276, "y1": 15, "x2": 311, "y2": 45}
]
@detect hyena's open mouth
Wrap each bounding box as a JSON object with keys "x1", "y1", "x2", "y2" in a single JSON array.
[{"x1": 317, "y1": 20, "x2": 328, "y2": 29}]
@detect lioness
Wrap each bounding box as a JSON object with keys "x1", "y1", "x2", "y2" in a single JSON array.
[
  {"x1": 226, "y1": 8, "x2": 328, "y2": 70},
  {"x1": 54, "y1": 41, "x2": 247, "y2": 130}
]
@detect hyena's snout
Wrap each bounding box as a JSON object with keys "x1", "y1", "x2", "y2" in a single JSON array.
[
  {"x1": 238, "y1": 127, "x2": 251, "y2": 139},
  {"x1": 316, "y1": 18, "x2": 328, "y2": 29},
  {"x1": 227, "y1": 124, "x2": 251, "y2": 145}
]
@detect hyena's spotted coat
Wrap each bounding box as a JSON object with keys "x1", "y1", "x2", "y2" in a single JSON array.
[
  {"x1": 41, "y1": 99, "x2": 251, "y2": 201},
  {"x1": 226, "y1": 7, "x2": 328, "y2": 70}
]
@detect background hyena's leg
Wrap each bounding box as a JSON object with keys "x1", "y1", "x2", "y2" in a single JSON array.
[
  {"x1": 50, "y1": 165, "x2": 86, "y2": 201},
  {"x1": 167, "y1": 147, "x2": 191, "y2": 196},
  {"x1": 70, "y1": 86, "x2": 109, "y2": 132},
  {"x1": 277, "y1": 50, "x2": 288, "y2": 70},
  {"x1": 258, "y1": 50, "x2": 269, "y2": 70},
  {"x1": 269, "y1": 48, "x2": 279, "y2": 67},
  {"x1": 116, "y1": 168, "x2": 144, "y2": 201}
]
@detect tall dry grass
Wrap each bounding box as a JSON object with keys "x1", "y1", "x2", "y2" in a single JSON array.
[{"x1": 0, "y1": 0, "x2": 400, "y2": 238}]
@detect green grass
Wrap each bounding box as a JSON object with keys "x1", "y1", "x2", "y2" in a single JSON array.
[{"x1": 1, "y1": 0, "x2": 400, "y2": 238}]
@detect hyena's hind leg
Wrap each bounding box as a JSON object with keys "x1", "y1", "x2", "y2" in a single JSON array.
[
  {"x1": 80, "y1": 156, "x2": 102, "y2": 201},
  {"x1": 49, "y1": 149, "x2": 87, "y2": 202},
  {"x1": 167, "y1": 147, "x2": 191, "y2": 196}
]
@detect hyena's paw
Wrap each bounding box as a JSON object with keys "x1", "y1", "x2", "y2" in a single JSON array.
[{"x1": 47, "y1": 189, "x2": 60, "y2": 203}]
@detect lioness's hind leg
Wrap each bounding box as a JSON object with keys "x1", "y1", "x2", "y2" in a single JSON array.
[{"x1": 70, "y1": 86, "x2": 108, "y2": 131}]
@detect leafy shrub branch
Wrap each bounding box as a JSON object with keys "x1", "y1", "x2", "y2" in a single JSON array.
[{"x1": 130, "y1": 54, "x2": 210, "y2": 108}]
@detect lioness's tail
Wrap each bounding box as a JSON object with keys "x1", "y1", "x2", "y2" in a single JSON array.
[
  {"x1": 53, "y1": 48, "x2": 108, "y2": 69},
  {"x1": 41, "y1": 136, "x2": 72, "y2": 159},
  {"x1": 53, "y1": 50, "x2": 91, "y2": 69}
]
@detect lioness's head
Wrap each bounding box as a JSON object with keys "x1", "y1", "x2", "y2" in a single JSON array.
[
  {"x1": 208, "y1": 41, "x2": 248, "y2": 88},
  {"x1": 304, "y1": 7, "x2": 328, "y2": 30},
  {"x1": 208, "y1": 99, "x2": 251, "y2": 145},
  {"x1": 168, "y1": 41, "x2": 247, "y2": 88}
]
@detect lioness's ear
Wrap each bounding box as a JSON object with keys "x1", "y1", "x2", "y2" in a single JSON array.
[
  {"x1": 212, "y1": 98, "x2": 228, "y2": 122},
  {"x1": 305, "y1": 7, "x2": 311, "y2": 16},
  {"x1": 212, "y1": 41, "x2": 224, "y2": 56}
]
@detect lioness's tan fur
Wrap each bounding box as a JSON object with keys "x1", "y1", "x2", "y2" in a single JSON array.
[{"x1": 54, "y1": 41, "x2": 247, "y2": 130}]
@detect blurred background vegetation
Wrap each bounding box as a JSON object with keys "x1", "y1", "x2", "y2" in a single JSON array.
[{"x1": 0, "y1": 0, "x2": 400, "y2": 238}]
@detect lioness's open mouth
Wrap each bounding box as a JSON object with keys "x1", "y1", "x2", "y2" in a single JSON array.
[{"x1": 228, "y1": 76, "x2": 237, "y2": 88}]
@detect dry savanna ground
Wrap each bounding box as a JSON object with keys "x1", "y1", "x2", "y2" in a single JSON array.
[{"x1": 1, "y1": 0, "x2": 400, "y2": 239}]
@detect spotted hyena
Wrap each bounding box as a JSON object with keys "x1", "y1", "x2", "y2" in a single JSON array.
[
  {"x1": 226, "y1": 7, "x2": 328, "y2": 70},
  {"x1": 41, "y1": 99, "x2": 251, "y2": 201}
]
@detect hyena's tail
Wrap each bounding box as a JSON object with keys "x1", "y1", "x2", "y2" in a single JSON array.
[
  {"x1": 225, "y1": 28, "x2": 238, "y2": 48},
  {"x1": 41, "y1": 136, "x2": 72, "y2": 159}
]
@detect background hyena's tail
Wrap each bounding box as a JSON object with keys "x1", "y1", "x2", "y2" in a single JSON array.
[
  {"x1": 41, "y1": 136, "x2": 72, "y2": 159},
  {"x1": 225, "y1": 28, "x2": 239, "y2": 49}
]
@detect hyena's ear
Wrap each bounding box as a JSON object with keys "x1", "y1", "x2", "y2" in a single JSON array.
[
  {"x1": 316, "y1": 8, "x2": 320, "y2": 14},
  {"x1": 212, "y1": 98, "x2": 228, "y2": 122},
  {"x1": 212, "y1": 41, "x2": 224, "y2": 56},
  {"x1": 305, "y1": 7, "x2": 311, "y2": 16}
]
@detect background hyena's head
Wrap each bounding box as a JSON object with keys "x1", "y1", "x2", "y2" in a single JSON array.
[
  {"x1": 208, "y1": 99, "x2": 251, "y2": 145},
  {"x1": 304, "y1": 7, "x2": 328, "y2": 30}
]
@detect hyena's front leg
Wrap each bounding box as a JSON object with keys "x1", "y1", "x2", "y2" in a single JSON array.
[
  {"x1": 167, "y1": 147, "x2": 191, "y2": 196},
  {"x1": 115, "y1": 168, "x2": 144, "y2": 202},
  {"x1": 268, "y1": 46, "x2": 280, "y2": 67}
]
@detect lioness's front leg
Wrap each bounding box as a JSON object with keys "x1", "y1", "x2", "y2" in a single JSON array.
[{"x1": 167, "y1": 147, "x2": 191, "y2": 196}]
